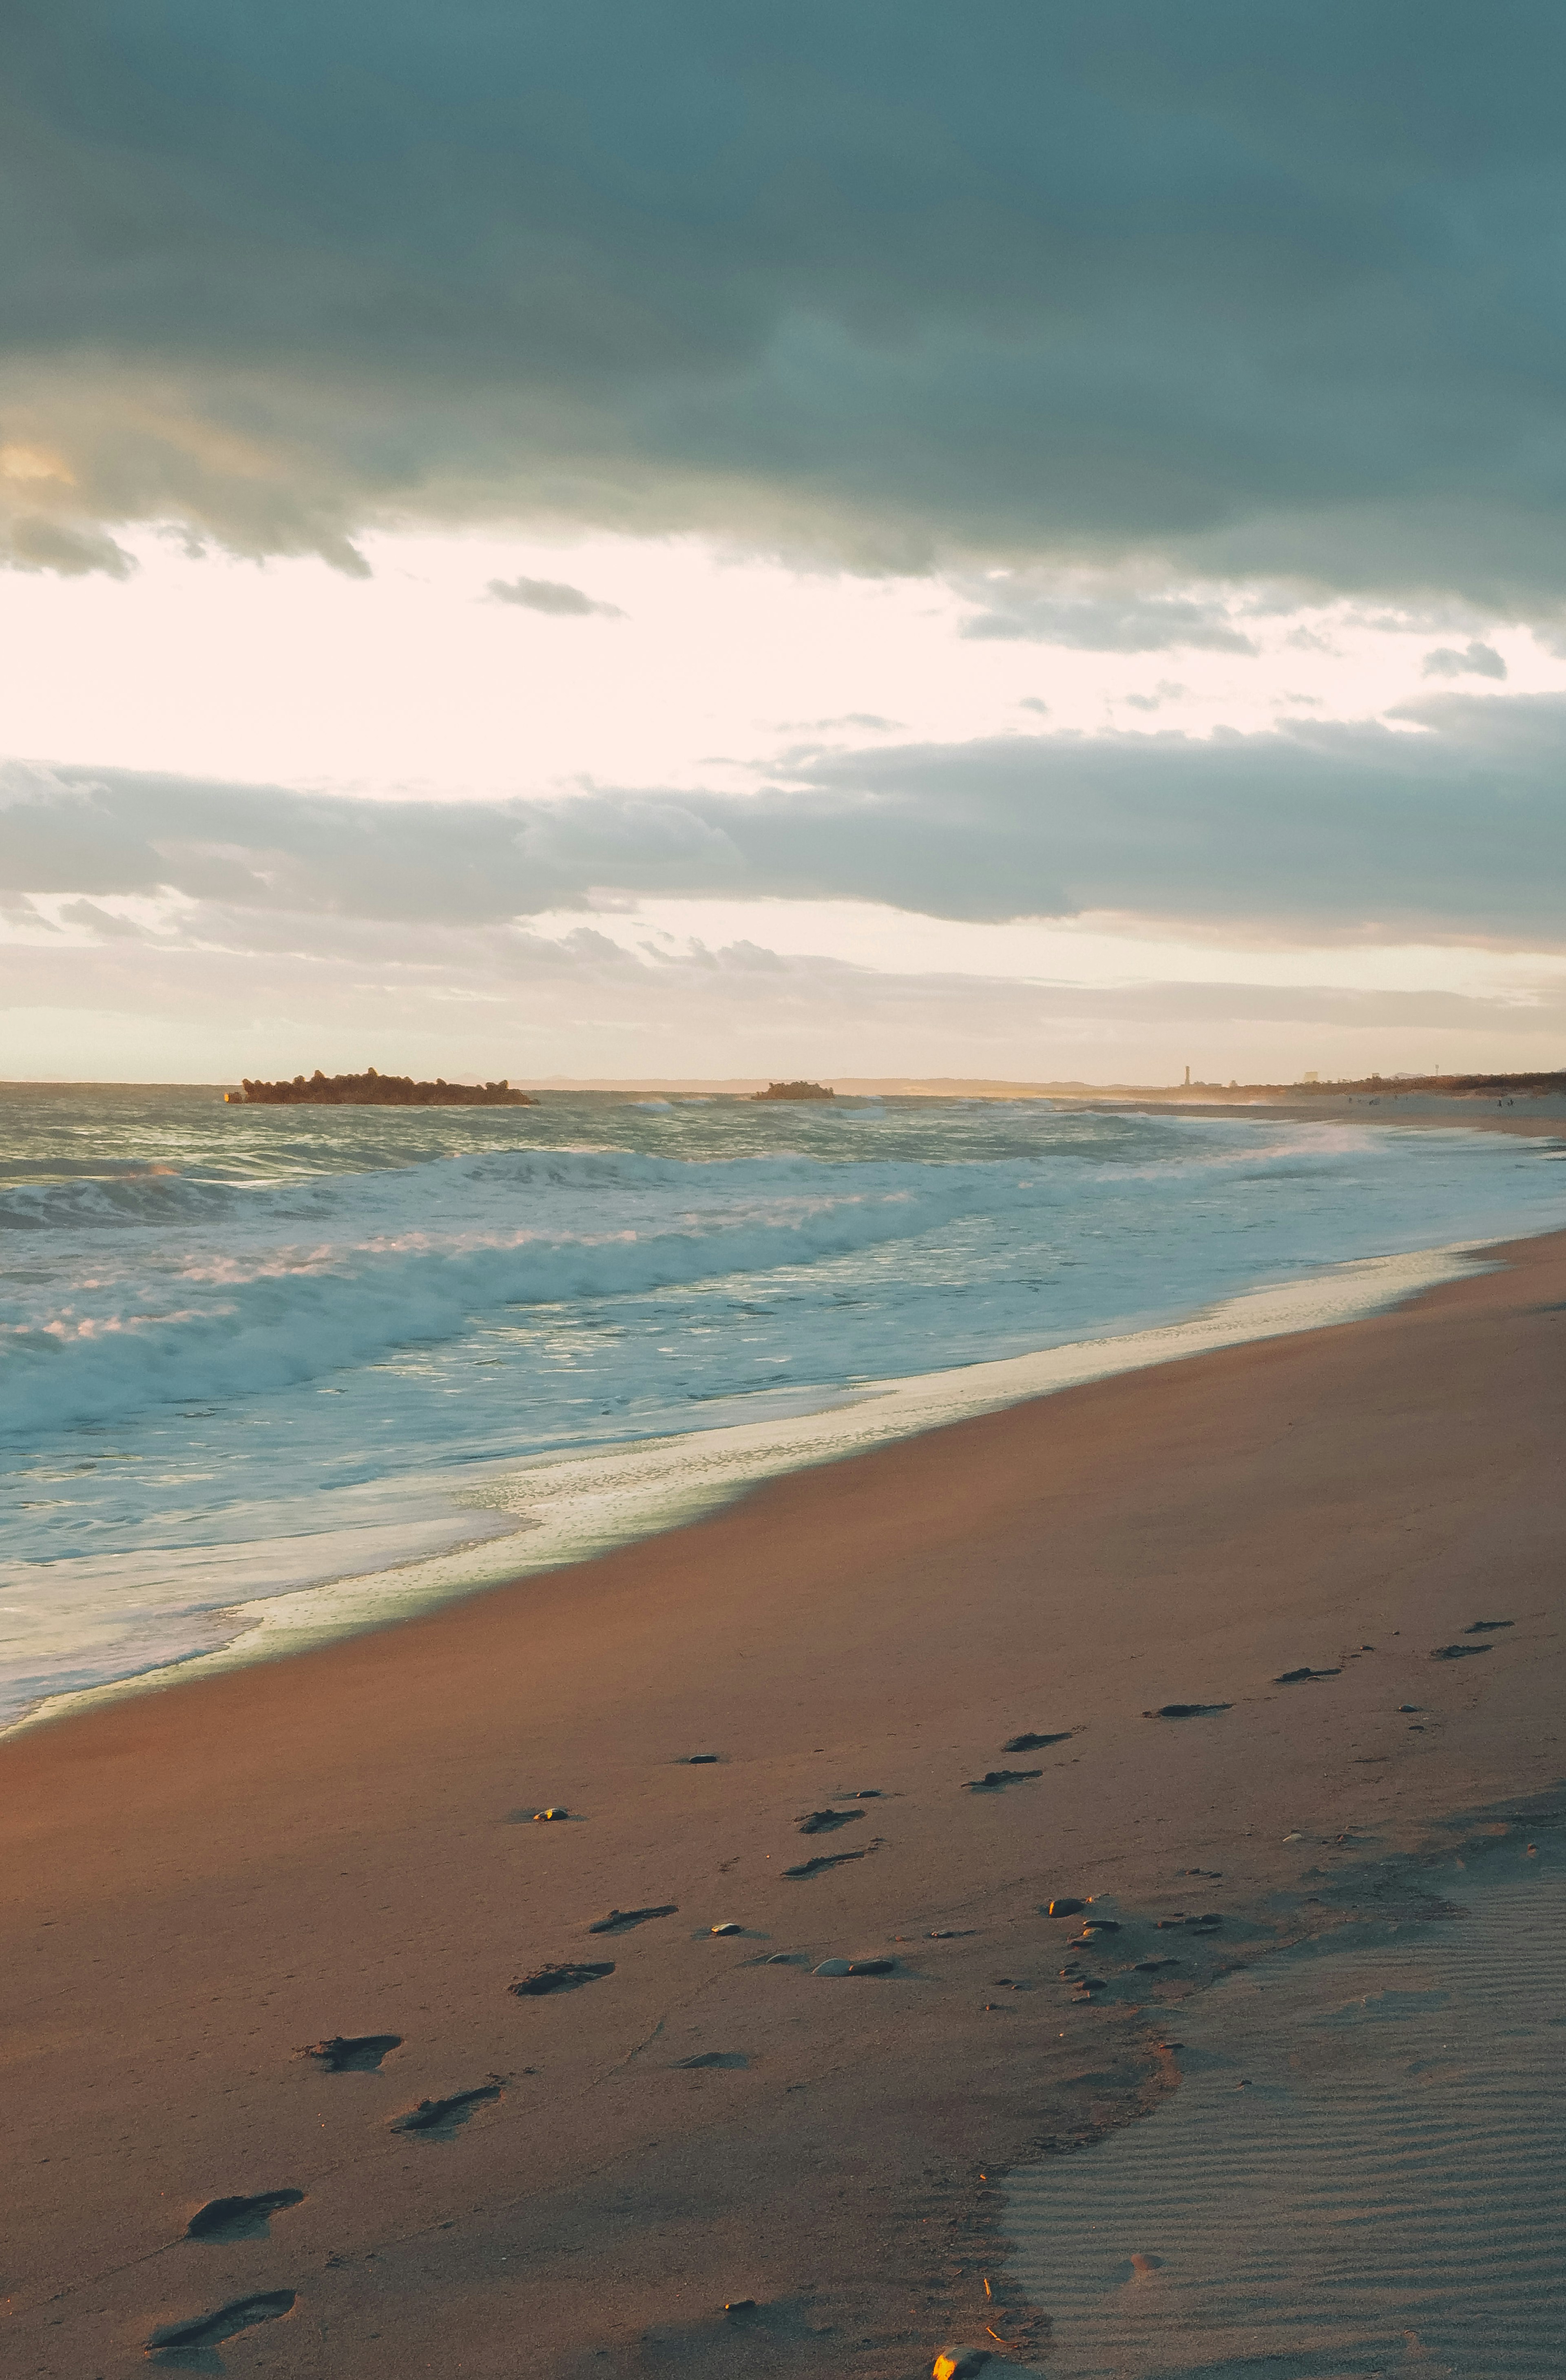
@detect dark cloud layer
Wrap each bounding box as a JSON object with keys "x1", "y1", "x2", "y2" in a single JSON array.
[
  {"x1": 8, "y1": 4, "x2": 1566, "y2": 594},
  {"x1": 8, "y1": 689, "x2": 1566, "y2": 941}
]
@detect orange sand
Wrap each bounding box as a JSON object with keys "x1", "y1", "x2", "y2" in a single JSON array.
[{"x1": 4, "y1": 1229, "x2": 1565, "y2": 2376}]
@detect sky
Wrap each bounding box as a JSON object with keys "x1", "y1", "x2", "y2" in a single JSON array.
[{"x1": 5, "y1": 3, "x2": 1566, "y2": 1085}]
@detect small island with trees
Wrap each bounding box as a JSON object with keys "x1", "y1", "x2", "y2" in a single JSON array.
[
  {"x1": 226, "y1": 1069, "x2": 539, "y2": 1107},
  {"x1": 750, "y1": 1080, "x2": 835, "y2": 1102}
]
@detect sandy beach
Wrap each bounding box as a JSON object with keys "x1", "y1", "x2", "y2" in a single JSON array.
[{"x1": 4, "y1": 1224, "x2": 1565, "y2": 2378}]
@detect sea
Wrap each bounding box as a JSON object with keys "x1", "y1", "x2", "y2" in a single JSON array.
[{"x1": 2, "y1": 1086, "x2": 1562, "y2": 1731}]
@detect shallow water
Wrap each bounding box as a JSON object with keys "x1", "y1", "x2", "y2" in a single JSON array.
[
  {"x1": 2, "y1": 1086, "x2": 1563, "y2": 1725},
  {"x1": 1006, "y1": 1844, "x2": 1566, "y2": 2378}
]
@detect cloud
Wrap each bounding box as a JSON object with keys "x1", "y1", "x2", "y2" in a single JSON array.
[
  {"x1": 1422, "y1": 640, "x2": 1507, "y2": 680},
  {"x1": 486, "y1": 575, "x2": 623, "y2": 618},
  {"x1": 7, "y1": 686, "x2": 1566, "y2": 943},
  {"x1": 2, "y1": 515, "x2": 135, "y2": 579},
  {"x1": 960, "y1": 587, "x2": 1256, "y2": 652},
  {"x1": 8, "y1": 6, "x2": 1566, "y2": 596},
  {"x1": 53, "y1": 897, "x2": 150, "y2": 939}
]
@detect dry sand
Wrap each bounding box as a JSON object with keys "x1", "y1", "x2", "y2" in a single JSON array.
[{"x1": 4, "y1": 1227, "x2": 1566, "y2": 2378}]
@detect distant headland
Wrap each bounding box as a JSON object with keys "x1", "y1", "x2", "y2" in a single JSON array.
[
  {"x1": 749, "y1": 1080, "x2": 834, "y2": 1102},
  {"x1": 226, "y1": 1070, "x2": 538, "y2": 1107}
]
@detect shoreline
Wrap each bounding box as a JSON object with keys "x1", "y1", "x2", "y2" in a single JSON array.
[
  {"x1": 4, "y1": 1230, "x2": 1500, "y2": 1741},
  {"x1": 4, "y1": 1223, "x2": 1565, "y2": 2375}
]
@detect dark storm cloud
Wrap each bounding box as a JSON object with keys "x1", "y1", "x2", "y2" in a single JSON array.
[
  {"x1": 8, "y1": 688, "x2": 1566, "y2": 940},
  {"x1": 9, "y1": 4, "x2": 1566, "y2": 593}
]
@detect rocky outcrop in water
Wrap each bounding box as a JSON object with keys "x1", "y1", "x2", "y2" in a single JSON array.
[{"x1": 226, "y1": 1069, "x2": 538, "y2": 1106}]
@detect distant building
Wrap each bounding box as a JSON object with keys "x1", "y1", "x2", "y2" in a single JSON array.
[{"x1": 1302, "y1": 1069, "x2": 1319, "y2": 1084}]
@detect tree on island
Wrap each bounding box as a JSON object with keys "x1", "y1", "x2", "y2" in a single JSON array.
[{"x1": 227, "y1": 1069, "x2": 538, "y2": 1106}]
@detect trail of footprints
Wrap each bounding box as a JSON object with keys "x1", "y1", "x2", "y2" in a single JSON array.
[{"x1": 144, "y1": 1619, "x2": 1513, "y2": 2355}]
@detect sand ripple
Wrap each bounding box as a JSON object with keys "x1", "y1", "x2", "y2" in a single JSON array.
[{"x1": 1006, "y1": 1857, "x2": 1565, "y2": 2377}]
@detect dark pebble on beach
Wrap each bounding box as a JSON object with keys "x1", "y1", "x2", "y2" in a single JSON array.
[{"x1": 1045, "y1": 1896, "x2": 1085, "y2": 1917}]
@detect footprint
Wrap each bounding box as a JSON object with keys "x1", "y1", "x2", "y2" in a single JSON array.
[
  {"x1": 511, "y1": 1960, "x2": 615, "y2": 1996},
  {"x1": 145, "y1": 2291, "x2": 295, "y2": 2356},
  {"x1": 300, "y1": 2034, "x2": 402, "y2": 2073},
  {"x1": 1273, "y1": 1667, "x2": 1341, "y2": 1683},
  {"x1": 390, "y1": 2086, "x2": 502, "y2": 2139},
  {"x1": 796, "y1": 1809, "x2": 862, "y2": 1836},
  {"x1": 964, "y1": 1767, "x2": 1042, "y2": 1791},
  {"x1": 783, "y1": 1848, "x2": 869, "y2": 1878},
  {"x1": 674, "y1": 2051, "x2": 750, "y2": 2069},
  {"x1": 586, "y1": 1904, "x2": 677, "y2": 1935},
  {"x1": 1464, "y1": 1619, "x2": 1514, "y2": 1633},
  {"x1": 187, "y1": 2191, "x2": 305, "y2": 2244},
  {"x1": 1431, "y1": 1643, "x2": 1492, "y2": 1660},
  {"x1": 1146, "y1": 1703, "x2": 1232, "y2": 1718},
  {"x1": 1003, "y1": 1731, "x2": 1071, "y2": 1752}
]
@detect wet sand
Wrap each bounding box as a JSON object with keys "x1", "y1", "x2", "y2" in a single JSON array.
[{"x1": 4, "y1": 1228, "x2": 1566, "y2": 2377}]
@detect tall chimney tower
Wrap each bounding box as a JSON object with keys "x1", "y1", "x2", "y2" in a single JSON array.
[{"x1": 1184, "y1": 1065, "x2": 1191, "y2": 1087}]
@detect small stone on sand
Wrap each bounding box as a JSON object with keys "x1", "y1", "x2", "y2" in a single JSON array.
[
  {"x1": 814, "y1": 1957, "x2": 852, "y2": 1975},
  {"x1": 1046, "y1": 1896, "x2": 1085, "y2": 1917},
  {"x1": 532, "y1": 1807, "x2": 568, "y2": 1821},
  {"x1": 687, "y1": 1753, "x2": 721, "y2": 1763},
  {"x1": 932, "y1": 2350, "x2": 989, "y2": 2380},
  {"x1": 710, "y1": 1922, "x2": 743, "y2": 1936}
]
